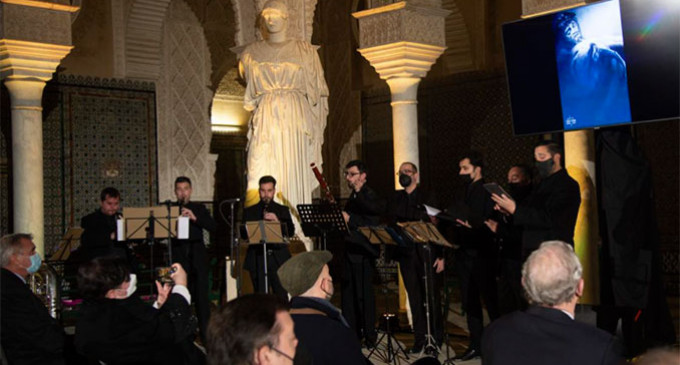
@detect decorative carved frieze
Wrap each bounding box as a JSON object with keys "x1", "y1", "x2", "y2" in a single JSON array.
[
  {"x1": 0, "y1": 2, "x2": 75, "y2": 45},
  {"x1": 354, "y1": 4, "x2": 448, "y2": 49},
  {"x1": 125, "y1": 0, "x2": 172, "y2": 79}
]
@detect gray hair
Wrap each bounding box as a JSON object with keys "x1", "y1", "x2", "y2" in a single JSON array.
[
  {"x1": 522, "y1": 240, "x2": 582, "y2": 306},
  {"x1": 0, "y1": 233, "x2": 33, "y2": 267}
]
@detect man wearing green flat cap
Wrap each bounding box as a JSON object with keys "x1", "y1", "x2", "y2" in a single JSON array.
[{"x1": 278, "y1": 251, "x2": 368, "y2": 365}]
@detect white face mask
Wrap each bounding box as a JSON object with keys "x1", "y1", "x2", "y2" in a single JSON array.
[{"x1": 125, "y1": 274, "x2": 137, "y2": 298}]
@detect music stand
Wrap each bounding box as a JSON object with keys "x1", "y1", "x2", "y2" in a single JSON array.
[
  {"x1": 398, "y1": 222, "x2": 452, "y2": 356},
  {"x1": 50, "y1": 228, "x2": 84, "y2": 261},
  {"x1": 243, "y1": 221, "x2": 288, "y2": 294},
  {"x1": 297, "y1": 203, "x2": 348, "y2": 250},
  {"x1": 123, "y1": 206, "x2": 182, "y2": 293},
  {"x1": 361, "y1": 226, "x2": 410, "y2": 364}
]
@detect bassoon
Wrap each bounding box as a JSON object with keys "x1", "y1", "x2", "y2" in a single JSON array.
[{"x1": 310, "y1": 162, "x2": 336, "y2": 204}]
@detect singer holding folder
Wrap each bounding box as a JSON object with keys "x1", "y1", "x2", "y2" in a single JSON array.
[
  {"x1": 172, "y1": 176, "x2": 216, "y2": 343},
  {"x1": 243, "y1": 175, "x2": 295, "y2": 300}
]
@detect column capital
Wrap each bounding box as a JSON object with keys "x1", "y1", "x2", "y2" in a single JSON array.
[
  {"x1": 0, "y1": 39, "x2": 73, "y2": 81},
  {"x1": 353, "y1": 1, "x2": 449, "y2": 80},
  {"x1": 353, "y1": 1, "x2": 450, "y2": 49},
  {"x1": 358, "y1": 41, "x2": 446, "y2": 79}
]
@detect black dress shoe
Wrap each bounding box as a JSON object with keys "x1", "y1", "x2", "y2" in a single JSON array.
[{"x1": 454, "y1": 347, "x2": 480, "y2": 361}]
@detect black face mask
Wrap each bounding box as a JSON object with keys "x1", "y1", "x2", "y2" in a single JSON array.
[
  {"x1": 398, "y1": 174, "x2": 412, "y2": 188},
  {"x1": 460, "y1": 173, "x2": 473, "y2": 185},
  {"x1": 535, "y1": 159, "x2": 554, "y2": 178}
]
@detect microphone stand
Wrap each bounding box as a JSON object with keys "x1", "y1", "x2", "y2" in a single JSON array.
[{"x1": 228, "y1": 199, "x2": 240, "y2": 296}]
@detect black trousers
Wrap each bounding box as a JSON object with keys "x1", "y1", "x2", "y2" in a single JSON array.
[
  {"x1": 341, "y1": 254, "x2": 377, "y2": 343},
  {"x1": 454, "y1": 249, "x2": 500, "y2": 351},
  {"x1": 496, "y1": 258, "x2": 525, "y2": 316},
  {"x1": 172, "y1": 240, "x2": 210, "y2": 343},
  {"x1": 398, "y1": 244, "x2": 444, "y2": 347},
  {"x1": 247, "y1": 248, "x2": 288, "y2": 301}
]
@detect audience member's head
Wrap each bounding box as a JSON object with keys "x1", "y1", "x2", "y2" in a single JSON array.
[
  {"x1": 207, "y1": 294, "x2": 297, "y2": 365},
  {"x1": 77, "y1": 257, "x2": 134, "y2": 300},
  {"x1": 636, "y1": 348, "x2": 680, "y2": 365},
  {"x1": 522, "y1": 241, "x2": 583, "y2": 307},
  {"x1": 278, "y1": 251, "x2": 333, "y2": 300},
  {"x1": 0, "y1": 233, "x2": 41, "y2": 278}
]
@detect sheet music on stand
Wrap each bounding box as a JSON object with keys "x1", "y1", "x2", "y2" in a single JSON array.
[
  {"x1": 297, "y1": 203, "x2": 348, "y2": 250},
  {"x1": 358, "y1": 226, "x2": 398, "y2": 246},
  {"x1": 50, "y1": 228, "x2": 84, "y2": 261},
  {"x1": 397, "y1": 221, "x2": 455, "y2": 248},
  {"x1": 242, "y1": 220, "x2": 288, "y2": 294},
  {"x1": 243, "y1": 221, "x2": 289, "y2": 245}
]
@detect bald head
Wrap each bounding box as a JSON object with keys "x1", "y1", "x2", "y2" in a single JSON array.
[{"x1": 522, "y1": 241, "x2": 582, "y2": 307}]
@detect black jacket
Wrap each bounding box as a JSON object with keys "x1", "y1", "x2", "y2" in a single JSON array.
[
  {"x1": 243, "y1": 200, "x2": 294, "y2": 272},
  {"x1": 75, "y1": 293, "x2": 203, "y2": 365},
  {"x1": 177, "y1": 201, "x2": 216, "y2": 243},
  {"x1": 386, "y1": 187, "x2": 442, "y2": 258},
  {"x1": 80, "y1": 209, "x2": 117, "y2": 249},
  {"x1": 290, "y1": 296, "x2": 366, "y2": 365},
  {"x1": 447, "y1": 179, "x2": 495, "y2": 256},
  {"x1": 344, "y1": 185, "x2": 385, "y2": 259},
  {"x1": 482, "y1": 306, "x2": 624, "y2": 365},
  {"x1": 1, "y1": 268, "x2": 65, "y2": 365},
  {"x1": 514, "y1": 169, "x2": 581, "y2": 257}
]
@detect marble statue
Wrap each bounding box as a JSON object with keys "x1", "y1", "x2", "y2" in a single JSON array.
[{"x1": 239, "y1": 0, "x2": 329, "y2": 240}]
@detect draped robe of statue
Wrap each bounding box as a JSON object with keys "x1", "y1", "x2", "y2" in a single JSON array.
[{"x1": 240, "y1": 38, "x2": 329, "y2": 241}]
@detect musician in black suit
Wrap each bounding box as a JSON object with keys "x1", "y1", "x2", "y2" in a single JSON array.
[
  {"x1": 72, "y1": 187, "x2": 133, "y2": 267},
  {"x1": 341, "y1": 160, "x2": 385, "y2": 348},
  {"x1": 482, "y1": 241, "x2": 624, "y2": 365},
  {"x1": 172, "y1": 176, "x2": 216, "y2": 343},
  {"x1": 243, "y1": 175, "x2": 295, "y2": 300},
  {"x1": 386, "y1": 162, "x2": 445, "y2": 353},
  {"x1": 1, "y1": 233, "x2": 65, "y2": 365}
]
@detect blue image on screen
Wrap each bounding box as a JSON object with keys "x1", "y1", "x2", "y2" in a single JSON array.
[{"x1": 553, "y1": 0, "x2": 632, "y2": 130}]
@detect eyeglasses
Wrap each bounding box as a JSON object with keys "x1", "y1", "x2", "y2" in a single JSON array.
[
  {"x1": 344, "y1": 171, "x2": 359, "y2": 177},
  {"x1": 271, "y1": 346, "x2": 295, "y2": 361}
]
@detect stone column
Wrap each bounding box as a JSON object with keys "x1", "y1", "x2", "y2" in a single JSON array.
[
  {"x1": 0, "y1": 1, "x2": 78, "y2": 255},
  {"x1": 353, "y1": 1, "x2": 450, "y2": 313},
  {"x1": 564, "y1": 130, "x2": 599, "y2": 304},
  {"x1": 521, "y1": 0, "x2": 600, "y2": 304},
  {"x1": 353, "y1": 2, "x2": 450, "y2": 189}
]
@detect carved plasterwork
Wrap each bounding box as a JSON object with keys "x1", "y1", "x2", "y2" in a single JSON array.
[
  {"x1": 157, "y1": 0, "x2": 215, "y2": 201},
  {"x1": 110, "y1": 0, "x2": 126, "y2": 78},
  {"x1": 124, "y1": 0, "x2": 171, "y2": 79},
  {"x1": 215, "y1": 67, "x2": 245, "y2": 96},
  {"x1": 1, "y1": 3, "x2": 73, "y2": 45},
  {"x1": 355, "y1": 5, "x2": 448, "y2": 49},
  {"x1": 339, "y1": 125, "x2": 362, "y2": 198},
  {"x1": 440, "y1": 0, "x2": 473, "y2": 72}
]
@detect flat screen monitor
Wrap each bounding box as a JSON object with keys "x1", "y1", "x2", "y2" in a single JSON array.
[{"x1": 502, "y1": 0, "x2": 679, "y2": 136}]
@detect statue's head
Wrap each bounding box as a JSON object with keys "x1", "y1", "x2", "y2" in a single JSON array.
[{"x1": 261, "y1": 0, "x2": 289, "y2": 36}]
